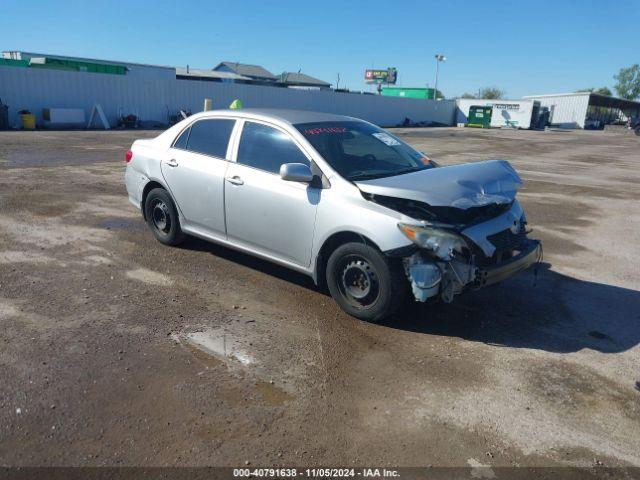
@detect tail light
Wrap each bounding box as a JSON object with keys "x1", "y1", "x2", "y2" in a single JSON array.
[{"x1": 125, "y1": 150, "x2": 133, "y2": 163}]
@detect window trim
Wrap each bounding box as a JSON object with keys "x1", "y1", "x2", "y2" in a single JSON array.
[
  {"x1": 170, "y1": 117, "x2": 237, "y2": 161},
  {"x1": 231, "y1": 119, "x2": 312, "y2": 176},
  {"x1": 171, "y1": 125, "x2": 192, "y2": 150}
]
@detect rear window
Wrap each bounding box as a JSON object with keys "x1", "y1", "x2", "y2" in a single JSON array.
[{"x1": 183, "y1": 119, "x2": 235, "y2": 158}]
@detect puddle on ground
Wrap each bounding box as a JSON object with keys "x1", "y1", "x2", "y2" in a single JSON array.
[
  {"x1": 181, "y1": 339, "x2": 223, "y2": 369},
  {"x1": 183, "y1": 329, "x2": 254, "y2": 365},
  {"x1": 172, "y1": 329, "x2": 295, "y2": 406},
  {"x1": 255, "y1": 380, "x2": 295, "y2": 406}
]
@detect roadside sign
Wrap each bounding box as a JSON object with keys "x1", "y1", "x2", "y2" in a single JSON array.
[{"x1": 365, "y1": 68, "x2": 397, "y2": 84}]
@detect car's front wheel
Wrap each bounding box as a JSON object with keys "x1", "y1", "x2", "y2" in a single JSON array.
[
  {"x1": 326, "y1": 242, "x2": 406, "y2": 321},
  {"x1": 144, "y1": 188, "x2": 185, "y2": 246}
]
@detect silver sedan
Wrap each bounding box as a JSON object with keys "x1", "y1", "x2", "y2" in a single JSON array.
[{"x1": 125, "y1": 109, "x2": 540, "y2": 321}]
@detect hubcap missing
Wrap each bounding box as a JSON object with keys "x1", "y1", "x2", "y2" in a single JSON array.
[
  {"x1": 152, "y1": 201, "x2": 170, "y2": 232},
  {"x1": 341, "y1": 259, "x2": 376, "y2": 301}
]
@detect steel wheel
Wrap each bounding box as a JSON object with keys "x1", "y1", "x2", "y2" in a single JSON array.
[
  {"x1": 337, "y1": 255, "x2": 380, "y2": 308},
  {"x1": 144, "y1": 188, "x2": 185, "y2": 246},
  {"x1": 151, "y1": 199, "x2": 171, "y2": 235}
]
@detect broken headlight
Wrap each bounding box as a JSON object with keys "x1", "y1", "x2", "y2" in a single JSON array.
[{"x1": 398, "y1": 223, "x2": 468, "y2": 261}]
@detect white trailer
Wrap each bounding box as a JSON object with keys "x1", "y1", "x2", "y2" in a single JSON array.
[{"x1": 456, "y1": 98, "x2": 539, "y2": 129}]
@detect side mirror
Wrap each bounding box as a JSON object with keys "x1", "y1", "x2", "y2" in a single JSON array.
[{"x1": 280, "y1": 163, "x2": 314, "y2": 183}]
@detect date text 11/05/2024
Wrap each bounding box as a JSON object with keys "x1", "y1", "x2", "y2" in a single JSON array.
[{"x1": 232, "y1": 468, "x2": 400, "y2": 477}]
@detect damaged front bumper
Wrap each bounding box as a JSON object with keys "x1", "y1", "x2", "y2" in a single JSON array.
[
  {"x1": 476, "y1": 240, "x2": 541, "y2": 287},
  {"x1": 402, "y1": 239, "x2": 541, "y2": 303}
]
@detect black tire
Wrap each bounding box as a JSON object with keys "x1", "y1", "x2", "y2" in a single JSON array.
[
  {"x1": 326, "y1": 242, "x2": 407, "y2": 321},
  {"x1": 144, "y1": 188, "x2": 185, "y2": 246},
  {"x1": 635, "y1": 126, "x2": 640, "y2": 136}
]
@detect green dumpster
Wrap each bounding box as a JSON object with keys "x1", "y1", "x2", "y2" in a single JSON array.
[{"x1": 467, "y1": 106, "x2": 492, "y2": 128}]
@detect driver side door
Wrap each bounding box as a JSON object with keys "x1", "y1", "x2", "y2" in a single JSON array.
[{"x1": 224, "y1": 120, "x2": 320, "y2": 267}]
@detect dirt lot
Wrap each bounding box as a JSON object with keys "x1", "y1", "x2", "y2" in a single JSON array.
[{"x1": 0, "y1": 127, "x2": 639, "y2": 470}]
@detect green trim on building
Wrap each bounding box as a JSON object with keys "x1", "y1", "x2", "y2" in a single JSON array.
[
  {"x1": 381, "y1": 87, "x2": 435, "y2": 100},
  {"x1": 0, "y1": 58, "x2": 30, "y2": 67},
  {"x1": 0, "y1": 57, "x2": 126, "y2": 75}
]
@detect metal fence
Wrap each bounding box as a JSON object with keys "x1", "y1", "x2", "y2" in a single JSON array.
[{"x1": 0, "y1": 65, "x2": 456, "y2": 128}]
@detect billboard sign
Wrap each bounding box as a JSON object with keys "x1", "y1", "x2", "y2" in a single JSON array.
[{"x1": 365, "y1": 68, "x2": 397, "y2": 84}]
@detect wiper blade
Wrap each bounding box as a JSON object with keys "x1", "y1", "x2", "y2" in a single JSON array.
[
  {"x1": 349, "y1": 173, "x2": 388, "y2": 180},
  {"x1": 393, "y1": 167, "x2": 425, "y2": 176},
  {"x1": 350, "y1": 168, "x2": 425, "y2": 181}
]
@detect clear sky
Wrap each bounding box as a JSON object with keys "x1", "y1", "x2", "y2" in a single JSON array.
[{"x1": 1, "y1": 0, "x2": 638, "y2": 98}]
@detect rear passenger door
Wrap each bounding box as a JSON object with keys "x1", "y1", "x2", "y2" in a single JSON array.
[
  {"x1": 162, "y1": 118, "x2": 235, "y2": 238},
  {"x1": 224, "y1": 120, "x2": 320, "y2": 267}
]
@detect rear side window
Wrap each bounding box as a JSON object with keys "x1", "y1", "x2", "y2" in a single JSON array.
[
  {"x1": 184, "y1": 119, "x2": 235, "y2": 158},
  {"x1": 173, "y1": 127, "x2": 190, "y2": 149},
  {"x1": 237, "y1": 122, "x2": 308, "y2": 174}
]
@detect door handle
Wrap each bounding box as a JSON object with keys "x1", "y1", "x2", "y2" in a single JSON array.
[
  {"x1": 226, "y1": 176, "x2": 244, "y2": 186},
  {"x1": 166, "y1": 159, "x2": 179, "y2": 168}
]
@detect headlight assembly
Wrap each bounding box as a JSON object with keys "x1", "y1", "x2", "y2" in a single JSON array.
[{"x1": 398, "y1": 223, "x2": 468, "y2": 260}]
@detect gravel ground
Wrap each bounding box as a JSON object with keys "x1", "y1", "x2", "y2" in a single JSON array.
[{"x1": 0, "y1": 127, "x2": 638, "y2": 470}]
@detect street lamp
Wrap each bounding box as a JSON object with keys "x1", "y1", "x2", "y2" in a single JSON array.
[{"x1": 434, "y1": 54, "x2": 446, "y2": 100}]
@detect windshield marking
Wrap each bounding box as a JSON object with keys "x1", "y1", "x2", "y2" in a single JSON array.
[
  {"x1": 371, "y1": 132, "x2": 401, "y2": 146},
  {"x1": 303, "y1": 127, "x2": 347, "y2": 135}
]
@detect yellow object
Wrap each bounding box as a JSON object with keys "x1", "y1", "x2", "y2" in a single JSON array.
[
  {"x1": 229, "y1": 99, "x2": 243, "y2": 109},
  {"x1": 21, "y1": 114, "x2": 36, "y2": 130}
]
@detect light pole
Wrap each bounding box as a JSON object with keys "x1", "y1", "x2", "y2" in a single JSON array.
[{"x1": 434, "y1": 54, "x2": 446, "y2": 100}]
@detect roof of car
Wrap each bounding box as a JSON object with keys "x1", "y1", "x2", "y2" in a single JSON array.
[{"x1": 200, "y1": 108, "x2": 360, "y2": 125}]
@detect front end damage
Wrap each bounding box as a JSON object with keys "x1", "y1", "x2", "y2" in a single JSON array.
[
  {"x1": 401, "y1": 233, "x2": 541, "y2": 304},
  {"x1": 357, "y1": 160, "x2": 542, "y2": 304},
  {"x1": 392, "y1": 202, "x2": 542, "y2": 303}
]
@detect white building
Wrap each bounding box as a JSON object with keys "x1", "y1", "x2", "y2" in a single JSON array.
[
  {"x1": 523, "y1": 92, "x2": 640, "y2": 129},
  {"x1": 456, "y1": 98, "x2": 540, "y2": 129}
]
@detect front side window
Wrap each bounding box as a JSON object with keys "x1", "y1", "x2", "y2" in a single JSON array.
[
  {"x1": 295, "y1": 121, "x2": 432, "y2": 181},
  {"x1": 185, "y1": 119, "x2": 235, "y2": 158},
  {"x1": 237, "y1": 122, "x2": 309, "y2": 174}
]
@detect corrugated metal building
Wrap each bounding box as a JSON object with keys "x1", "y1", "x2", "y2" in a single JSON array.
[
  {"x1": 0, "y1": 60, "x2": 456, "y2": 128},
  {"x1": 522, "y1": 93, "x2": 591, "y2": 128},
  {"x1": 523, "y1": 92, "x2": 640, "y2": 129}
]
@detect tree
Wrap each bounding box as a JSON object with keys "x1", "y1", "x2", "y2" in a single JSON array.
[
  {"x1": 477, "y1": 86, "x2": 506, "y2": 99},
  {"x1": 614, "y1": 64, "x2": 640, "y2": 100},
  {"x1": 460, "y1": 92, "x2": 476, "y2": 99},
  {"x1": 576, "y1": 87, "x2": 613, "y2": 96},
  {"x1": 435, "y1": 89, "x2": 445, "y2": 100}
]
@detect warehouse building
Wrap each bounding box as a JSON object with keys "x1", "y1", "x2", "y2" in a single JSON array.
[
  {"x1": 0, "y1": 50, "x2": 456, "y2": 129},
  {"x1": 522, "y1": 92, "x2": 640, "y2": 129}
]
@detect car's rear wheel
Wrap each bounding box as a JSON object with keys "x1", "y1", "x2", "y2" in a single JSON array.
[
  {"x1": 144, "y1": 188, "x2": 185, "y2": 246},
  {"x1": 326, "y1": 242, "x2": 406, "y2": 321}
]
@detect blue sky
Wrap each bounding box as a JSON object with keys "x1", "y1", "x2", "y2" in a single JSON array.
[{"x1": 1, "y1": 0, "x2": 638, "y2": 98}]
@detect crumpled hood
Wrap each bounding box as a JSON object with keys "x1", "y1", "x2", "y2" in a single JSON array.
[{"x1": 355, "y1": 160, "x2": 522, "y2": 209}]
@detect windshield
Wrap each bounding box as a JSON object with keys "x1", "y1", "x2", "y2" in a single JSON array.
[{"x1": 295, "y1": 121, "x2": 433, "y2": 181}]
